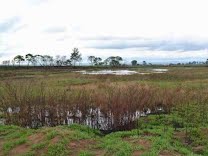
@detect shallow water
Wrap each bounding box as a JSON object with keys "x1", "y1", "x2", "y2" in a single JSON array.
[
  {"x1": 74, "y1": 69, "x2": 168, "y2": 75},
  {"x1": 152, "y1": 69, "x2": 168, "y2": 73},
  {"x1": 76, "y1": 70, "x2": 138, "y2": 75},
  {"x1": 5, "y1": 106, "x2": 152, "y2": 131}
]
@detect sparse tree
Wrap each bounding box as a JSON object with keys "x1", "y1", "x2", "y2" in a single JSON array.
[
  {"x1": 42, "y1": 55, "x2": 53, "y2": 66},
  {"x1": 34, "y1": 55, "x2": 44, "y2": 66},
  {"x1": 25, "y1": 54, "x2": 34, "y2": 67},
  {"x1": 64, "y1": 59, "x2": 72, "y2": 66},
  {"x1": 131, "y1": 60, "x2": 137, "y2": 66},
  {"x1": 55, "y1": 55, "x2": 61, "y2": 66},
  {"x1": 94, "y1": 57, "x2": 102, "y2": 66},
  {"x1": 14, "y1": 55, "x2": 25, "y2": 66},
  {"x1": 143, "y1": 61, "x2": 147, "y2": 66},
  {"x1": 105, "y1": 56, "x2": 123, "y2": 66},
  {"x1": 70, "y1": 48, "x2": 82, "y2": 66},
  {"x1": 206, "y1": 59, "x2": 208, "y2": 65},
  {"x1": 88, "y1": 56, "x2": 95, "y2": 66}
]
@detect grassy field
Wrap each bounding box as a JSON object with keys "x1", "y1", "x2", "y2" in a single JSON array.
[
  {"x1": 0, "y1": 66, "x2": 208, "y2": 88},
  {"x1": 0, "y1": 66, "x2": 208, "y2": 155},
  {"x1": 1, "y1": 115, "x2": 208, "y2": 156}
]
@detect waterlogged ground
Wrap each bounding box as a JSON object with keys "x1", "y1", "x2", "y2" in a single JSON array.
[
  {"x1": 1, "y1": 67, "x2": 208, "y2": 155},
  {"x1": 1, "y1": 66, "x2": 208, "y2": 90},
  {"x1": 1, "y1": 115, "x2": 208, "y2": 156},
  {"x1": 74, "y1": 69, "x2": 168, "y2": 75}
]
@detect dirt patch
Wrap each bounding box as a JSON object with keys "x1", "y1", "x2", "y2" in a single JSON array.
[
  {"x1": 192, "y1": 146, "x2": 204, "y2": 154},
  {"x1": 9, "y1": 144, "x2": 30, "y2": 156},
  {"x1": 123, "y1": 137, "x2": 151, "y2": 156},
  {"x1": 124, "y1": 137, "x2": 151, "y2": 149},
  {"x1": 91, "y1": 149, "x2": 106, "y2": 156},
  {"x1": 142, "y1": 131, "x2": 160, "y2": 137},
  {"x1": 174, "y1": 131, "x2": 192, "y2": 145},
  {"x1": 0, "y1": 139, "x2": 4, "y2": 156},
  {"x1": 68, "y1": 139, "x2": 105, "y2": 156},
  {"x1": 28, "y1": 133, "x2": 45, "y2": 144},
  {"x1": 50, "y1": 136, "x2": 60, "y2": 144},
  {"x1": 159, "y1": 150, "x2": 181, "y2": 156}
]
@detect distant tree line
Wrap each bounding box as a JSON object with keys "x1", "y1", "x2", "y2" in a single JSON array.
[
  {"x1": 11, "y1": 48, "x2": 82, "y2": 67},
  {"x1": 2, "y1": 48, "x2": 129, "y2": 67},
  {"x1": 3, "y1": 47, "x2": 208, "y2": 67}
]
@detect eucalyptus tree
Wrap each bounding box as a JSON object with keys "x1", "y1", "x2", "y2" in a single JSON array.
[
  {"x1": 88, "y1": 56, "x2": 95, "y2": 66},
  {"x1": 105, "y1": 56, "x2": 123, "y2": 66},
  {"x1": 25, "y1": 54, "x2": 34, "y2": 67},
  {"x1": 94, "y1": 57, "x2": 102, "y2": 66},
  {"x1": 55, "y1": 55, "x2": 61, "y2": 66},
  {"x1": 143, "y1": 61, "x2": 147, "y2": 66},
  {"x1": 14, "y1": 55, "x2": 25, "y2": 66},
  {"x1": 60, "y1": 56, "x2": 67, "y2": 66},
  {"x1": 206, "y1": 59, "x2": 208, "y2": 65},
  {"x1": 34, "y1": 55, "x2": 44, "y2": 66},
  {"x1": 42, "y1": 55, "x2": 53, "y2": 66},
  {"x1": 70, "y1": 48, "x2": 82, "y2": 66},
  {"x1": 64, "y1": 59, "x2": 72, "y2": 66},
  {"x1": 131, "y1": 60, "x2": 137, "y2": 66}
]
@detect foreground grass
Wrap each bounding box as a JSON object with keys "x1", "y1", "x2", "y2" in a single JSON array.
[{"x1": 1, "y1": 115, "x2": 208, "y2": 156}]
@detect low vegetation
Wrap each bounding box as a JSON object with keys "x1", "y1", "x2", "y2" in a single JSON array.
[
  {"x1": 1, "y1": 115, "x2": 208, "y2": 156},
  {"x1": 0, "y1": 66, "x2": 208, "y2": 155}
]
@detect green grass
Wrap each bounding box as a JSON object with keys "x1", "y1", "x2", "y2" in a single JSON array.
[
  {"x1": 46, "y1": 130, "x2": 58, "y2": 140},
  {"x1": 32, "y1": 142, "x2": 47, "y2": 150},
  {"x1": 3, "y1": 137, "x2": 27, "y2": 154},
  {"x1": 1, "y1": 116, "x2": 208, "y2": 155},
  {"x1": 46, "y1": 140, "x2": 68, "y2": 156},
  {"x1": 79, "y1": 150, "x2": 94, "y2": 156}
]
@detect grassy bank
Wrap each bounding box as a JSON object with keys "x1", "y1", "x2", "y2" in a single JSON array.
[{"x1": 1, "y1": 115, "x2": 208, "y2": 156}]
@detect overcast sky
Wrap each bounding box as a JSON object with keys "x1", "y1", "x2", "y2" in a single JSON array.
[{"x1": 1, "y1": 0, "x2": 208, "y2": 64}]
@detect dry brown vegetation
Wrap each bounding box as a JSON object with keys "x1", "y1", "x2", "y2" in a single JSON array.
[{"x1": 1, "y1": 78, "x2": 208, "y2": 133}]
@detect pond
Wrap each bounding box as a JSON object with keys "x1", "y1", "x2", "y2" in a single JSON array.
[
  {"x1": 4, "y1": 107, "x2": 154, "y2": 132},
  {"x1": 74, "y1": 69, "x2": 168, "y2": 75}
]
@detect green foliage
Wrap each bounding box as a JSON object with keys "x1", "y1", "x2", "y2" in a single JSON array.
[
  {"x1": 46, "y1": 139, "x2": 68, "y2": 156},
  {"x1": 3, "y1": 137, "x2": 27, "y2": 154},
  {"x1": 100, "y1": 137, "x2": 133, "y2": 156},
  {"x1": 70, "y1": 48, "x2": 82, "y2": 66},
  {"x1": 46, "y1": 130, "x2": 58, "y2": 140},
  {"x1": 69, "y1": 124, "x2": 100, "y2": 136},
  {"x1": 21, "y1": 151, "x2": 35, "y2": 156},
  {"x1": 32, "y1": 142, "x2": 47, "y2": 150},
  {"x1": 79, "y1": 150, "x2": 94, "y2": 156}
]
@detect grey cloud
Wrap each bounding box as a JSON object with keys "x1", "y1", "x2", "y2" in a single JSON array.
[
  {"x1": 0, "y1": 17, "x2": 21, "y2": 33},
  {"x1": 86, "y1": 37, "x2": 208, "y2": 51}
]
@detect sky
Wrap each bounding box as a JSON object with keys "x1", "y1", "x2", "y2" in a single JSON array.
[{"x1": 1, "y1": 0, "x2": 208, "y2": 64}]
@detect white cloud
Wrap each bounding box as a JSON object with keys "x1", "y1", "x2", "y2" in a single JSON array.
[{"x1": 1, "y1": 0, "x2": 208, "y2": 63}]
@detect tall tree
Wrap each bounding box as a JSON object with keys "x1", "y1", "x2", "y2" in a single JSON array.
[
  {"x1": 206, "y1": 59, "x2": 208, "y2": 65},
  {"x1": 42, "y1": 55, "x2": 53, "y2": 66},
  {"x1": 14, "y1": 55, "x2": 25, "y2": 66},
  {"x1": 94, "y1": 57, "x2": 102, "y2": 65},
  {"x1": 70, "y1": 48, "x2": 82, "y2": 66},
  {"x1": 143, "y1": 61, "x2": 147, "y2": 66},
  {"x1": 88, "y1": 56, "x2": 95, "y2": 66},
  {"x1": 105, "y1": 56, "x2": 123, "y2": 66},
  {"x1": 131, "y1": 60, "x2": 137, "y2": 66},
  {"x1": 25, "y1": 54, "x2": 34, "y2": 67},
  {"x1": 34, "y1": 55, "x2": 44, "y2": 66}
]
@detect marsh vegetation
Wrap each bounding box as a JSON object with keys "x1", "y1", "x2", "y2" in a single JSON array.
[{"x1": 1, "y1": 66, "x2": 208, "y2": 155}]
